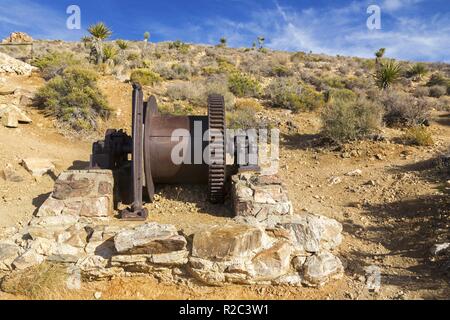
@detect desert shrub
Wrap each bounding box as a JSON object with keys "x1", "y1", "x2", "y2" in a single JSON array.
[
  {"x1": 291, "y1": 51, "x2": 307, "y2": 63},
  {"x1": 32, "y1": 52, "x2": 81, "y2": 80},
  {"x1": 166, "y1": 81, "x2": 204, "y2": 102},
  {"x1": 429, "y1": 85, "x2": 447, "y2": 98},
  {"x1": 321, "y1": 97, "x2": 383, "y2": 143},
  {"x1": 127, "y1": 52, "x2": 140, "y2": 61},
  {"x1": 381, "y1": 90, "x2": 430, "y2": 126},
  {"x1": 427, "y1": 73, "x2": 448, "y2": 87},
  {"x1": 130, "y1": 68, "x2": 162, "y2": 86},
  {"x1": 34, "y1": 66, "x2": 110, "y2": 131},
  {"x1": 324, "y1": 88, "x2": 357, "y2": 103},
  {"x1": 413, "y1": 86, "x2": 430, "y2": 98},
  {"x1": 323, "y1": 76, "x2": 346, "y2": 89},
  {"x1": 407, "y1": 63, "x2": 428, "y2": 79},
  {"x1": 205, "y1": 78, "x2": 236, "y2": 110},
  {"x1": 166, "y1": 78, "x2": 235, "y2": 110},
  {"x1": 217, "y1": 57, "x2": 237, "y2": 74},
  {"x1": 169, "y1": 40, "x2": 190, "y2": 54},
  {"x1": 235, "y1": 98, "x2": 263, "y2": 112},
  {"x1": 375, "y1": 60, "x2": 402, "y2": 89},
  {"x1": 227, "y1": 106, "x2": 260, "y2": 129},
  {"x1": 265, "y1": 78, "x2": 302, "y2": 111},
  {"x1": 270, "y1": 65, "x2": 293, "y2": 77},
  {"x1": 172, "y1": 63, "x2": 195, "y2": 80},
  {"x1": 403, "y1": 126, "x2": 434, "y2": 146},
  {"x1": 102, "y1": 44, "x2": 118, "y2": 62},
  {"x1": 228, "y1": 72, "x2": 261, "y2": 98},
  {"x1": 361, "y1": 59, "x2": 376, "y2": 71}
]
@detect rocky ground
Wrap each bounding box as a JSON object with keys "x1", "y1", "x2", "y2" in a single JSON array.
[{"x1": 0, "y1": 49, "x2": 449, "y2": 299}]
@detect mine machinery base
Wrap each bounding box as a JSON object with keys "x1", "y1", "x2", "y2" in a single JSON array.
[{"x1": 90, "y1": 84, "x2": 258, "y2": 221}]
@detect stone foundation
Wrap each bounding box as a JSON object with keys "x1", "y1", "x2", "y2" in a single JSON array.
[{"x1": 0, "y1": 169, "x2": 344, "y2": 288}]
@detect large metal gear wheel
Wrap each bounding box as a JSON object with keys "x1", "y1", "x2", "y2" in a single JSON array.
[{"x1": 207, "y1": 94, "x2": 227, "y2": 204}]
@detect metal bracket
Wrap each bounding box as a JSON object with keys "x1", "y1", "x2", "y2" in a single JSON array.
[{"x1": 120, "y1": 84, "x2": 148, "y2": 221}]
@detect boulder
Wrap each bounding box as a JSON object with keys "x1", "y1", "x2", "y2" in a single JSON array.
[
  {"x1": 191, "y1": 224, "x2": 265, "y2": 261},
  {"x1": 0, "y1": 52, "x2": 37, "y2": 75},
  {"x1": 29, "y1": 214, "x2": 79, "y2": 228},
  {"x1": 36, "y1": 197, "x2": 65, "y2": 217},
  {"x1": 21, "y1": 158, "x2": 55, "y2": 177},
  {"x1": 2, "y1": 32, "x2": 33, "y2": 43},
  {"x1": 12, "y1": 249, "x2": 45, "y2": 270},
  {"x1": 3, "y1": 111, "x2": 18, "y2": 128},
  {"x1": 279, "y1": 213, "x2": 343, "y2": 253},
  {"x1": 114, "y1": 222, "x2": 187, "y2": 255},
  {"x1": 302, "y1": 251, "x2": 344, "y2": 287},
  {"x1": 0, "y1": 242, "x2": 22, "y2": 271},
  {"x1": 1, "y1": 164, "x2": 23, "y2": 182},
  {"x1": 251, "y1": 241, "x2": 292, "y2": 280}
]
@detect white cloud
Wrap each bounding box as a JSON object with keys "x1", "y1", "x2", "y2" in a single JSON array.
[
  {"x1": 382, "y1": 0, "x2": 424, "y2": 12},
  {"x1": 196, "y1": 1, "x2": 449, "y2": 62}
]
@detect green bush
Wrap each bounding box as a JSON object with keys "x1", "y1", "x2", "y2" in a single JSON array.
[
  {"x1": 427, "y1": 73, "x2": 448, "y2": 87},
  {"x1": 403, "y1": 126, "x2": 434, "y2": 146},
  {"x1": 381, "y1": 90, "x2": 430, "y2": 126},
  {"x1": 265, "y1": 79, "x2": 324, "y2": 112},
  {"x1": 32, "y1": 52, "x2": 81, "y2": 80},
  {"x1": 228, "y1": 72, "x2": 261, "y2": 97},
  {"x1": 429, "y1": 85, "x2": 447, "y2": 98},
  {"x1": 168, "y1": 40, "x2": 190, "y2": 54},
  {"x1": 34, "y1": 67, "x2": 110, "y2": 131},
  {"x1": 374, "y1": 60, "x2": 402, "y2": 89},
  {"x1": 321, "y1": 97, "x2": 383, "y2": 143},
  {"x1": 270, "y1": 65, "x2": 292, "y2": 77},
  {"x1": 325, "y1": 88, "x2": 357, "y2": 103},
  {"x1": 130, "y1": 68, "x2": 162, "y2": 86},
  {"x1": 407, "y1": 63, "x2": 428, "y2": 79}
]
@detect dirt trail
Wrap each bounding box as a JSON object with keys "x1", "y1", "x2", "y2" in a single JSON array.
[{"x1": 0, "y1": 74, "x2": 449, "y2": 300}]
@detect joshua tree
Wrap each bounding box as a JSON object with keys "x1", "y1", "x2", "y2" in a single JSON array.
[
  {"x1": 375, "y1": 48, "x2": 386, "y2": 65},
  {"x1": 87, "y1": 22, "x2": 112, "y2": 64},
  {"x1": 374, "y1": 59, "x2": 402, "y2": 89},
  {"x1": 219, "y1": 37, "x2": 227, "y2": 47},
  {"x1": 257, "y1": 36, "x2": 265, "y2": 49}
]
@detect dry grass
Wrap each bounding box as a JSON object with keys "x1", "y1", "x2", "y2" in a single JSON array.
[{"x1": 0, "y1": 263, "x2": 75, "y2": 299}]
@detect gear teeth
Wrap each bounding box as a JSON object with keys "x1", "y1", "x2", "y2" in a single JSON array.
[{"x1": 207, "y1": 94, "x2": 226, "y2": 204}]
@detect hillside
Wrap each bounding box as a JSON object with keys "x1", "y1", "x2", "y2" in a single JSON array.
[{"x1": 0, "y1": 36, "x2": 449, "y2": 300}]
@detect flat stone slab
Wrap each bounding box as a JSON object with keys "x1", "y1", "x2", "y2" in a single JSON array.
[
  {"x1": 114, "y1": 222, "x2": 187, "y2": 254},
  {"x1": 21, "y1": 158, "x2": 55, "y2": 177},
  {"x1": 191, "y1": 224, "x2": 265, "y2": 261}
]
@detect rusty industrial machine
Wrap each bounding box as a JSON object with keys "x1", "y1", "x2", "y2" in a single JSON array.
[{"x1": 90, "y1": 84, "x2": 257, "y2": 221}]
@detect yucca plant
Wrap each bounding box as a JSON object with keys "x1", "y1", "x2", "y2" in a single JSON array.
[
  {"x1": 103, "y1": 44, "x2": 118, "y2": 62},
  {"x1": 116, "y1": 39, "x2": 128, "y2": 50},
  {"x1": 408, "y1": 63, "x2": 428, "y2": 80},
  {"x1": 87, "y1": 22, "x2": 112, "y2": 64},
  {"x1": 81, "y1": 36, "x2": 92, "y2": 48},
  {"x1": 375, "y1": 60, "x2": 402, "y2": 90}
]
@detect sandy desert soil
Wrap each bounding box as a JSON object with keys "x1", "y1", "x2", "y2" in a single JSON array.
[{"x1": 0, "y1": 74, "x2": 449, "y2": 300}]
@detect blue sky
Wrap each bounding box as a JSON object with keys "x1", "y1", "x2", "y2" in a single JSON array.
[{"x1": 0, "y1": 0, "x2": 449, "y2": 62}]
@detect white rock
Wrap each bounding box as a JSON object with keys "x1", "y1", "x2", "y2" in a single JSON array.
[
  {"x1": 12, "y1": 249, "x2": 45, "y2": 270},
  {"x1": 114, "y1": 222, "x2": 186, "y2": 254},
  {"x1": 0, "y1": 242, "x2": 22, "y2": 271},
  {"x1": 346, "y1": 169, "x2": 363, "y2": 176},
  {"x1": 30, "y1": 214, "x2": 79, "y2": 228},
  {"x1": 21, "y1": 158, "x2": 55, "y2": 177},
  {"x1": 302, "y1": 251, "x2": 344, "y2": 287}
]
